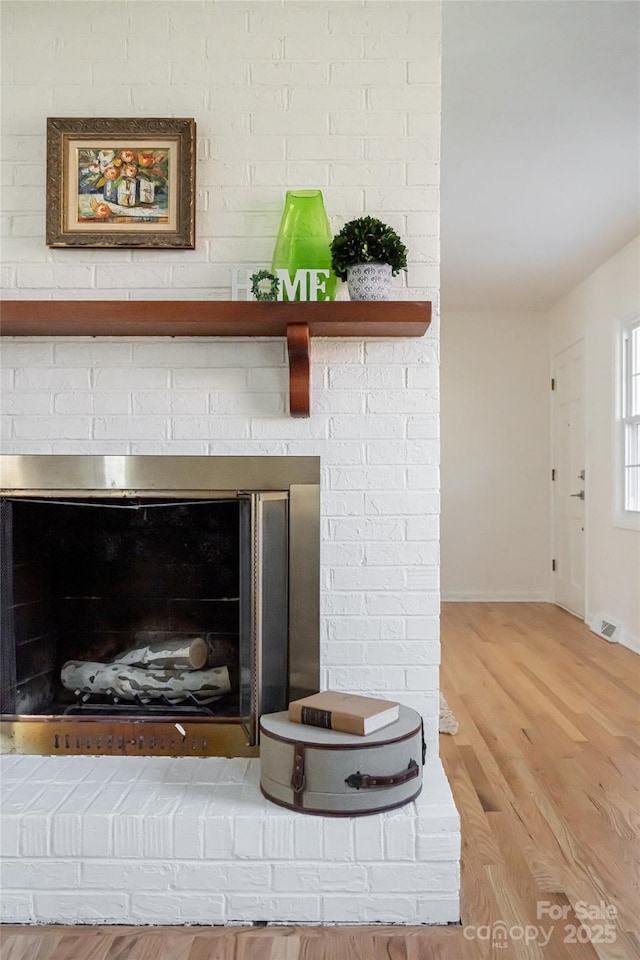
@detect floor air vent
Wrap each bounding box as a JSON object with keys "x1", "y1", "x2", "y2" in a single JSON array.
[{"x1": 591, "y1": 615, "x2": 622, "y2": 643}]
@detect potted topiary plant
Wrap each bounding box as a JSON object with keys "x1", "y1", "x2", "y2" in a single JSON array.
[{"x1": 330, "y1": 216, "x2": 408, "y2": 301}]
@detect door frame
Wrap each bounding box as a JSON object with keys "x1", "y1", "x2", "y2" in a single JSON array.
[{"x1": 551, "y1": 337, "x2": 587, "y2": 620}]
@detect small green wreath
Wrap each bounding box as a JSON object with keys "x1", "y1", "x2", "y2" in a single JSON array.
[{"x1": 250, "y1": 269, "x2": 280, "y2": 302}]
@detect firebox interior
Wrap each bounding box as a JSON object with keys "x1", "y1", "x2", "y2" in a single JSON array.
[
  {"x1": 0, "y1": 454, "x2": 320, "y2": 756},
  {"x1": 3, "y1": 496, "x2": 246, "y2": 718}
]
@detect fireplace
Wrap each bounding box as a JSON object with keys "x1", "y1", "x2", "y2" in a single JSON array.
[{"x1": 0, "y1": 455, "x2": 320, "y2": 757}]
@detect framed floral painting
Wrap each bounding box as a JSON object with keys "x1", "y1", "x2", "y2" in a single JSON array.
[{"x1": 46, "y1": 117, "x2": 196, "y2": 248}]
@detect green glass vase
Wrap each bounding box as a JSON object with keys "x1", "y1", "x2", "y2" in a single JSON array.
[{"x1": 271, "y1": 190, "x2": 336, "y2": 302}]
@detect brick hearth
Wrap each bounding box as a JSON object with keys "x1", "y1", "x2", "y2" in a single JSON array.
[{"x1": 1, "y1": 754, "x2": 459, "y2": 925}]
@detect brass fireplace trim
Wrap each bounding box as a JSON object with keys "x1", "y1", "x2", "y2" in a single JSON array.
[
  {"x1": 0, "y1": 454, "x2": 320, "y2": 495},
  {"x1": 0, "y1": 455, "x2": 320, "y2": 756},
  {"x1": 2, "y1": 717, "x2": 259, "y2": 758}
]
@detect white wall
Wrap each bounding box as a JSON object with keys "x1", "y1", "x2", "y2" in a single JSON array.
[
  {"x1": 440, "y1": 310, "x2": 550, "y2": 600},
  {"x1": 0, "y1": 0, "x2": 440, "y2": 301},
  {"x1": 547, "y1": 235, "x2": 640, "y2": 652}
]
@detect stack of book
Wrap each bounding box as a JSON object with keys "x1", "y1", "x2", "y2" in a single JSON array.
[{"x1": 288, "y1": 690, "x2": 399, "y2": 736}]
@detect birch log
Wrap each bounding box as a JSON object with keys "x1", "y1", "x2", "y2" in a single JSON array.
[
  {"x1": 115, "y1": 637, "x2": 208, "y2": 670},
  {"x1": 61, "y1": 661, "x2": 230, "y2": 704}
]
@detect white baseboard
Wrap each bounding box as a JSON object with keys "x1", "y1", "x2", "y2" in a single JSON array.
[
  {"x1": 586, "y1": 612, "x2": 640, "y2": 655},
  {"x1": 441, "y1": 592, "x2": 552, "y2": 602},
  {"x1": 620, "y1": 632, "x2": 640, "y2": 655}
]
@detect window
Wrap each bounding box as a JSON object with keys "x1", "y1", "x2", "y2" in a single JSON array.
[{"x1": 621, "y1": 319, "x2": 640, "y2": 512}]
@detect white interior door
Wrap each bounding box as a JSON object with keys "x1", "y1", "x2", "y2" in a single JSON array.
[{"x1": 553, "y1": 340, "x2": 586, "y2": 617}]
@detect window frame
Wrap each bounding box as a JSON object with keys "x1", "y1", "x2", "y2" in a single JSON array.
[{"x1": 616, "y1": 317, "x2": 640, "y2": 528}]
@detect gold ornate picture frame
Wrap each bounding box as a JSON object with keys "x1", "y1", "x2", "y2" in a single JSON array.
[{"x1": 46, "y1": 117, "x2": 196, "y2": 248}]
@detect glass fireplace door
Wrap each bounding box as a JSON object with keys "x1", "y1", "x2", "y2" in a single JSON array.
[{"x1": 0, "y1": 454, "x2": 319, "y2": 757}]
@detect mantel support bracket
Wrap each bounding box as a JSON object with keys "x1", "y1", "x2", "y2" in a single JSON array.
[
  {"x1": 0, "y1": 301, "x2": 432, "y2": 418},
  {"x1": 286, "y1": 322, "x2": 310, "y2": 418}
]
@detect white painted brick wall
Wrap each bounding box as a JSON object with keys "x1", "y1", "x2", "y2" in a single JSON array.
[
  {"x1": 1, "y1": 0, "x2": 440, "y2": 302},
  {"x1": 0, "y1": 0, "x2": 458, "y2": 927},
  {"x1": 1, "y1": 331, "x2": 443, "y2": 731}
]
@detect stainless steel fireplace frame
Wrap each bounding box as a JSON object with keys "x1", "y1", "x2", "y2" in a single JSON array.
[{"x1": 0, "y1": 455, "x2": 320, "y2": 756}]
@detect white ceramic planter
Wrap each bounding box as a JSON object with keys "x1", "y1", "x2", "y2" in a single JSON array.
[{"x1": 346, "y1": 262, "x2": 393, "y2": 301}]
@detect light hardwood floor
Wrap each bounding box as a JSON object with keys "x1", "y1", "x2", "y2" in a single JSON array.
[{"x1": 1, "y1": 602, "x2": 638, "y2": 960}]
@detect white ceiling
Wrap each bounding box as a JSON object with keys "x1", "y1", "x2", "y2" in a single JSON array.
[{"x1": 441, "y1": 0, "x2": 640, "y2": 310}]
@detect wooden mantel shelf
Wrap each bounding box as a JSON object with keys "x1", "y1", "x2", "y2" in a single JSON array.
[
  {"x1": 0, "y1": 300, "x2": 431, "y2": 338},
  {"x1": 0, "y1": 300, "x2": 431, "y2": 417}
]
